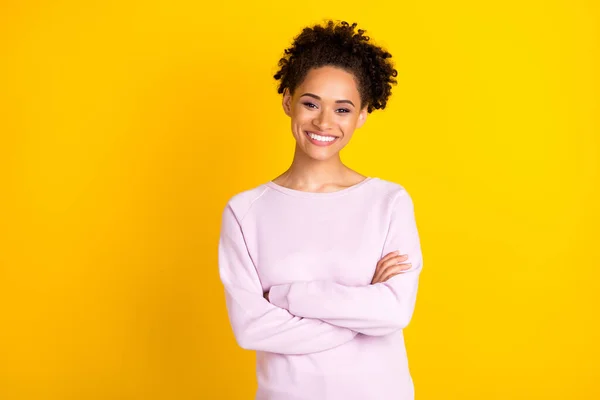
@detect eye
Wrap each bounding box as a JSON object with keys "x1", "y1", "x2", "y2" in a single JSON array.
[
  {"x1": 302, "y1": 102, "x2": 318, "y2": 109},
  {"x1": 337, "y1": 108, "x2": 351, "y2": 114}
]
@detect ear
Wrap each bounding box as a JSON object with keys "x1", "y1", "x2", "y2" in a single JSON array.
[
  {"x1": 282, "y1": 88, "x2": 292, "y2": 117},
  {"x1": 356, "y1": 106, "x2": 368, "y2": 129}
]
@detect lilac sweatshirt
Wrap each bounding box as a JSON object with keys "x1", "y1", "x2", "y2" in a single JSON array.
[{"x1": 217, "y1": 177, "x2": 424, "y2": 400}]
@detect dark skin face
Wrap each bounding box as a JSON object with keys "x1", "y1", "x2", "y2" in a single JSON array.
[{"x1": 282, "y1": 65, "x2": 368, "y2": 162}]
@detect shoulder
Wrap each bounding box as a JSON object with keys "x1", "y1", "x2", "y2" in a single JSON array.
[
  {"x1": 220, "y1": 182, "x2": 270, "y2": 222},
  {"x1": 369, "y1": 178, "x2": 418, "y2": 219},
  {"x1": 371, "y1": 177, "x2": 412, "y2": 200}
]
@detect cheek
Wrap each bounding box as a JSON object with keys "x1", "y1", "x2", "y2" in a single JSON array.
[
  {"x1": 290, "y1": 112, "x2": 310, "y2": 136},
  {"x1": 293, "y1": 108, "x2": 312, "y2": 123},
  {"x1": 338, "y1": 116, "x2": 358, "y2": 131}
]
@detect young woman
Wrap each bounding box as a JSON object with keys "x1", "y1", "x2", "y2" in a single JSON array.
[{"x1": 218, "y1": 20, "x2": 424, "y2": 400}]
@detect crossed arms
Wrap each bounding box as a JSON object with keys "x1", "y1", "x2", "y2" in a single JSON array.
[{"x1": 217, "y1": 191, "x2": 423, "y2": 355}]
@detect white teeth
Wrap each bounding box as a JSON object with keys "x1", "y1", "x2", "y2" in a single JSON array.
[{"x1": 308, "y1": 132, "x2": 336, "y2": 142}]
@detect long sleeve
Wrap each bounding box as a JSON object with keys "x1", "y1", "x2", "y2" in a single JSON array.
[
  {"x1": 218, "y1": 202, "x2": 358, "y2": 355},
  {"x1": 268, "y1": 190, "x2": 423, "y2": 336}
]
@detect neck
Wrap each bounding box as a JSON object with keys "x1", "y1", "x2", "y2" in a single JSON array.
[{"x1": 277, "y1": 144, "x2": 351, "y2": 187}]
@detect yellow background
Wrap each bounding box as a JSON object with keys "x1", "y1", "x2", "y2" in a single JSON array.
[{"x1": 1, "y1": 1, "x2": 598, "y2": 399}]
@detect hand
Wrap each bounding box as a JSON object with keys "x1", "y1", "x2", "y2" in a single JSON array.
[
  {"x1": 263, "y1": 290, "x2": 270, "y2": 302},
  {"x1": 371, "y1": 251, "x2": 412, "y2": 284}
]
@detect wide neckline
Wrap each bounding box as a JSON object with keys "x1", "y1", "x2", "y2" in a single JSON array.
[{"x1": 265, "y1": 176, "x2": 377, "y2": 198}]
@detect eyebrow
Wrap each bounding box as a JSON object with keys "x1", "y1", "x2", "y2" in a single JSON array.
[{"x1": 300, "y1": 93, "x2": 355, "y2": 107}]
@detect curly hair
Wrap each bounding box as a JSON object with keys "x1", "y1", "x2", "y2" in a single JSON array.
[{"x1": 273, "y1": 20, "x2": 398, "y2": 113}]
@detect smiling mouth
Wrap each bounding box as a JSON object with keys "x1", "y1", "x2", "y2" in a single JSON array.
[
  {"x1": 305, "y1": 130, "x2": 339, "y2": 145},
  {"x1": 305, "y1": 131, "x2": 338, "y2": 139}
]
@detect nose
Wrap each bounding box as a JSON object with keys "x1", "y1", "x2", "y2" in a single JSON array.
[{"x1": 313, "y1": 109, "x2": 334, "y2": 131}]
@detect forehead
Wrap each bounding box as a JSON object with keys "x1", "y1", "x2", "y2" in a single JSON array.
[{"x1": 296, "y1": 66, "x2": 360, "y2": 100}]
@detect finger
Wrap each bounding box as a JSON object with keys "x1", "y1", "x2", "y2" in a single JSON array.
[
  {"x1": 373, "y1": 254, "x2": 409, "y2": 283},
  {"x1": 380, "y1": 264, "x2": 412, "y2": 282},
  {"x1": 380, "y1": 251, "x2": 402, "y2": 262},
  {"x1": 376, "y1": 254, "x2": 408, "y2": 274},
  {"x1": 372, "y1": 261, "x2": 393, "y2": 283},
  {"x1": 379, "y1": 255, "x2": 409, "y2": 271},
  {"x1": 373, "y1": 263, "x2": 411, "y2": 284},
  {"x1": 374, "y1": 254, "x2": 408, "y2": 276}
]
